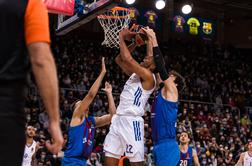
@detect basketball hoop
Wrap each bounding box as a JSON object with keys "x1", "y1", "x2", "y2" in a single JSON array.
[{"x1": 97, "y1": 7, "x2": 131, "y2": 48}]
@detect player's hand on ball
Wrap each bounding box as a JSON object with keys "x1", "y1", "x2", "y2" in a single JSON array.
[
  {"x1": 101, "y1": 57, "x2": 106, "y2": 74},
  {"x1": 102, "y1": 81, "x2": 112, "y2": 94},
  {"x1": 129, "y1": 24, "x2": 147, "y2": 47},
  {"x1": 119, "y1": 28, "x2": 137, "y2": 41},
  {"x1": 141, "y1": 26, "x2": 155, "y2": 38},
  {"x1": 130, "y1": 24, "x2": 140, "y2": 32},
  {"x1": 141, "y1": 27, "x2": 158, "y2": 46}
]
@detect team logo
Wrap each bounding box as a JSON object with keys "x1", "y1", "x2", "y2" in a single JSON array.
[
  {"x1": 202, "y1": 22, "x2": 212, "y2": 35},
  {"x1": 83, "y1": 137, "x2": 87, "y2": 144},
  {"x1": 83, "y1": 138, "x2": 93, "y2": 146},
  {"x1": 186, "y1": 156, "x2": 191, "y2": 160},
  {"x1": 186, "y1": 153, "x2": 191, "y2": 160}
]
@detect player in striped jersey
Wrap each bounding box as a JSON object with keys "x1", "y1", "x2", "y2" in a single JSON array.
[
  {"x1": 104, "y1": 27, "x2": 156, "y2": 166},
  {"x1": 178, "y1": 132, "x2": 200, "y2": 166},
  {"x1": 62, "y1": 58, "x2": 116, "y2": 166}
]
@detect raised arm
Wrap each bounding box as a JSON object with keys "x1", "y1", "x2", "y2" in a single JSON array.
[
  {"x1": 115, "y1": 42, "x2": 137, "y2": 76},
  {"x1": 142, "y1": 27, "x2": 178, "y2": 101},
  {"x1": 192, "y1": 149, "x2": 200, "y2": 166},
  {"x1": 142, "y1": 27, "x2": 168, "y2": 83},
  {"x1": 103, "y1": 82, "x2": 116, "y2": 116},
  {"x1": 95, "y1": 82, "x2": 116, "y2": 127},
  {"x1": 235, "y1": 153, "x2": 245, "y2": 166},
  {"x1": 115, "y1": 26, "x2": 147, "y2": 76},
  {"x1": 146, "y1": 37, "x2": 153, "y2": 58},
  {"x1": 72, "y1": 57, "x2": 106, "y2": 119},
  {"x1": 118, "y1": 29, "x2": 154, "y2": 89}
]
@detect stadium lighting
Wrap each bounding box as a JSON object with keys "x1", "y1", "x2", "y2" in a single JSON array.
[
  {"x1": 155, "y1": 0, "x2": 166, "y2": 10},
  {"x1": 182, "y1": 4, "x2": 192, "y2": 14},
  {"x1": 125, "y1": 0, "x2": 135, "y2": 5}
]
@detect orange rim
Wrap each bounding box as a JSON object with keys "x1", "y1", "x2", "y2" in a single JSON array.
[
  {"x1": 97, "y1": 15, "x2": 129, "y2": 19},
  {"x1": 111, "y1": 6, "x2": 129, "y2": 11},
  {"x1": 97, "y1": 6, "x2": 129, "y2": 19}
]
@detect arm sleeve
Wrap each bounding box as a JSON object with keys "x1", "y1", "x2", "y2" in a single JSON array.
[
  {"x1": 153, "y1": 46, "x2": 168, "y2": 81},
  {"x1": 24, "y1": 0, "x2": 51, "y2": 46}
]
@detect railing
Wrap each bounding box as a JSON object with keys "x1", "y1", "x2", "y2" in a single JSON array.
[
  {"x1": 28, "y1": 86, "x2": 244, "y2": 147},
  {"x1": 27, "y1": 86, "x2": 241, "y2": 118}
]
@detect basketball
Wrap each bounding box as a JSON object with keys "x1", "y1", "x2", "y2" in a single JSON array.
[
  {"x1": 129, "y1": 24, "x2": 148, "y2": 46},
  {"x1": 134, "y1": 32, "x2": 147, "y2": 46},
  {"x1": 137, "y1": 29, "x2": 148, "y2": 41}
]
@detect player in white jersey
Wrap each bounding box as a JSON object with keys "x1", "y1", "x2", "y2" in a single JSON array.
[
  {"x1": 104, "y1": 27, "x2": 157, "y2": 166},
  {"x1": 22, "y1": 126, "x2": 38, "y2": 166},
  {"x1": 235, "y1": 141, "x2": 252, "y2": 166}
]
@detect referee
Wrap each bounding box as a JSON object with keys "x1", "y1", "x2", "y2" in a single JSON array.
[{"x1": 0, "y1": 0, "x2": 63, "y2": 165}]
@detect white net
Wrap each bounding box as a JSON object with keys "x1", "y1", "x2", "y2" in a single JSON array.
[{"x1": 97, "y1": 7, "x2": 131, "y2": 48}]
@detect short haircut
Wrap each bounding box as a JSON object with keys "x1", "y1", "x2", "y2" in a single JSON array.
[
  {"x1": 70, "y1": 99, "x2": 81, "y2": 111},
  {"x1": 169, "y1": 70, "x2": 186, "y2": 92},
  {"x1": 180, "y1": 131, "x2": 191, "y2": 140}
]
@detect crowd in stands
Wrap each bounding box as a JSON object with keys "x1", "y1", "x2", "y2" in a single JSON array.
[{"x1": 24, "y1": 36, "x2": 252, "y2": 165}]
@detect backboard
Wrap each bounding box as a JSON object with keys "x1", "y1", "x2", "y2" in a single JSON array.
[{"x1": 56, "y1": 0, "x2": 121, "y2": 35}]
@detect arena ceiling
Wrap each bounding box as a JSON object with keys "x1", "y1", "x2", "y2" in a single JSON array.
[
  {"x1": 175, "y1": 0, "x2": 252, "y2": 19},
  {"x1": 201, "y1": 0, "x2": 252, "y2": 10},
  {"x1": 134, "y1": 0, "x2": 252, "y2": 19}
]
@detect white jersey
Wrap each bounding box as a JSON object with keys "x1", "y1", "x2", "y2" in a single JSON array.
[
  {"x1": 22, "y1": 140, "x2": 37, "y2": 166},
  {"x1": 116, "y1": 73, "x2": 156, "y2": 116},
  {"x1": 244, "y1": 152, "x2": 252, "y2": 166}
]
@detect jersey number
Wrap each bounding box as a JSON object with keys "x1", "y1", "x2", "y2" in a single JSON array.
[
  {"x1": 180, "y1": 160, "x2": 188, "y2": 166},
  {"x1": 126, "y1": 144, "x2": 133, "y2": 154}
]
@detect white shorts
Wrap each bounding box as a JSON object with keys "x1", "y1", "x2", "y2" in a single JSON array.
[{"x1": 103, "y1": 114, "x2": 144, "y2": 162}]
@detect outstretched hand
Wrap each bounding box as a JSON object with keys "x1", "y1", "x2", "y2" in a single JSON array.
[
  {"x1": 119, "y1": 28, "x2": 137, "y2": 41},
  {"x1": 101, "y1": 57, "x2": 106, "y2": 74},
  {"x1": 102, "y1": 81, "x2": 112, "y2": 94}
]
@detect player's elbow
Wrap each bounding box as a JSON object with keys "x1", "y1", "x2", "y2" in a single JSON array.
[
  {"x1": 120, "y1": 52, "x2": 131, "y2": 62},
  {"x1": 120, "y1": 54, "x2": 127, "y2": 62},
  {"x1": 108, "y1": 114, "x2": 113, "y2": 123},
  {"x1": 106, "y1": 113, "x2": 114, "y2": 123},
  {"x1": 110, "y1": 109, "x2": 116, "y2": 116},
  {"x1": 121, "y1": 57, "x2": 133, "y2": 66},
  {"x1": 29, "y1": 43, "x2": 54, "y2": 68}
]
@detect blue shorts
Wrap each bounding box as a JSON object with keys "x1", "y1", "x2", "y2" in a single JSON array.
[
  {"x1": 61, "y1": 156, "x2": 87, "y2": 166},
  {"x1": 153, "y1": 139, "x2": 180, "y2": 166}
]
